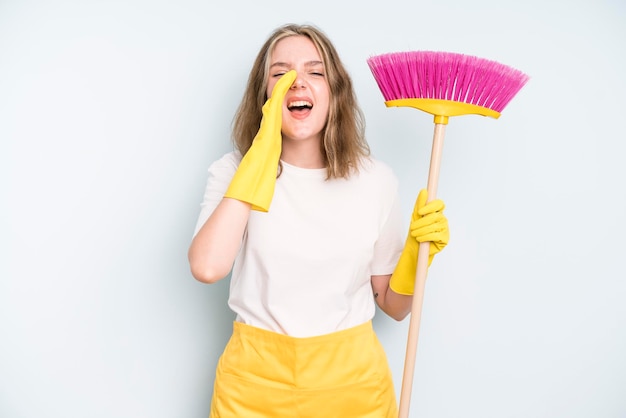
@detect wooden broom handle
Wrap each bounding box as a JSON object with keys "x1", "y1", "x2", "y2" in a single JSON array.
[{"x1": 398, "y1": 122, "x2": 446, "y2": 418}]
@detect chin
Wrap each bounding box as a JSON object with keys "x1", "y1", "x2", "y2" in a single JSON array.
[
  {"x1": 285, "y1": 133, "x2": 322, "y2": 143},
  {"x1": 283, "y1": 127, "x2": 322, "y2": 142}
]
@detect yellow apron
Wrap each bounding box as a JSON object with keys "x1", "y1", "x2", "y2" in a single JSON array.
[{"x1": 210, "y1": 320, "x2": 398, "y2": 418}]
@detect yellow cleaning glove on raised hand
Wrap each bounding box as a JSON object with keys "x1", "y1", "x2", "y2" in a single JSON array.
[
  {"x1": 390, "y1": 189, "x2": 450, "y2": 295},
  {"x1": 224, "y1": 70, "x2": 297, "y2": 212}
]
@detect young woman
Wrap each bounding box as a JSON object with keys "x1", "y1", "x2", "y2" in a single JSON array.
[{"x1": 188, "y1": 23, "x2": 449, "y2": 417}]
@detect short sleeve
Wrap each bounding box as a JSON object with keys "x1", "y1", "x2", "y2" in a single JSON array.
[
  {"x1": 369, "y1": 179, "x2": 405, "y2": 276},
  {"x1": 192, "y1": 151, "x2": 241, "y2": 237}
]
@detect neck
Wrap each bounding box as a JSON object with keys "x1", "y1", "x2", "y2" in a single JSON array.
[{"x1": 281, "y1": 138, "x2": 325, "y2": 169}]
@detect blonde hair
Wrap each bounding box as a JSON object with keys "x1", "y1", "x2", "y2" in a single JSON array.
[{"x1": 231, "y1": 23, "x2": 370, "y2": 179}]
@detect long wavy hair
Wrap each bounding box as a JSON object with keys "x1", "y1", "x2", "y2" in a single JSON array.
[{"x1": 231, "y1": 23, "x2": 370, "y2": 179}]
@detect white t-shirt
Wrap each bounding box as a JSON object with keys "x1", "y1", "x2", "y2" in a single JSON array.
[{"x1": 193, "y1": 151, "x2": 404, "y2": 337}]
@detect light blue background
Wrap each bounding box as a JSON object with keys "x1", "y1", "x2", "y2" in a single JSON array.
[{"x1": 1, "y1": 0, "x2": 625, "y2": 417}]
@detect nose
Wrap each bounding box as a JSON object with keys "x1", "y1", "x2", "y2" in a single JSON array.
[{"x1": 290, "y1": 75, "x2": 305, "y2": 89}]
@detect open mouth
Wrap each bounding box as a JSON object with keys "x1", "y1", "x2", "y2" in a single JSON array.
[{"x1": 287, "y1": 100, "x2": 313, "y2": 112}]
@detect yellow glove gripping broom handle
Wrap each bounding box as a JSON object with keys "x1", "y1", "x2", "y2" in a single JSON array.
[{"x1": 397, "y1": 122, "x2": 445, "y2": 418}]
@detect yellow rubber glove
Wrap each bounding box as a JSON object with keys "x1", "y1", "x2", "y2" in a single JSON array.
[
  {"x1": 224, "y1": 70, "x2": 297, "y2": 212},
  {"x1": 389, "y1": 189, "x2": 449, "y2": 295}
]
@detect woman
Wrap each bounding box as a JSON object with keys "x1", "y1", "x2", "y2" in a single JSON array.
[{"x1": 188, "y1": 23, "x2": 449, "y2": 417}]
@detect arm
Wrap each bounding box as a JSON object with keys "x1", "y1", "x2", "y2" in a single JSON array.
[
  {"x1": 372, "y1": 274, "x2": 413, "y2": 321},
  {"x1": 187, "y1": 70, "x2": 297, "y2": 284},
  {"x1": 188, "y1": 198, "x2": 251, "y2": 283},
  {"x1": 373, "y1": 189, "x2": 449, "y2": 320}
]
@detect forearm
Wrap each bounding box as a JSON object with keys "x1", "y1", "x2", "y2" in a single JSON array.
[
  {"x1": 188, "y1": 198, "x2": 251, "y2": 283},
  {"x1": 371, "y1": 275, "x2": 413, "y2": 321}
]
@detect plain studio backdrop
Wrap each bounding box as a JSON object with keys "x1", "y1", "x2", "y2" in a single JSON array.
[{"x1": 1, "y1": 0, "x2": 625, "y2": 417}]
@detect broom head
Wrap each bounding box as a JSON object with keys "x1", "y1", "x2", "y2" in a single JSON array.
[{"x1": 367, "y1": 51, "x2": 529, "y2": 124}]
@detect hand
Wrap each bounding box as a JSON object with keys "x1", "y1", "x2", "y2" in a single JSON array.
[
  {"x1": 224, "y1": 70, "x2": 297, "y2": 212},
  {"x1": 410, "y1": 188, "x2": 449, "y2": 260},
  {"x1": 389, "y1": 189, "x2": 449, "y2": 295}
]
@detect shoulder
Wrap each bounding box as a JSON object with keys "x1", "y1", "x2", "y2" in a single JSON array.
[
  {"x1": 358, "y1": 156, "x2": 399, "y2": 188},
  {"x1": 207, "y1": 150, "x2": 242, "y2": 176}
]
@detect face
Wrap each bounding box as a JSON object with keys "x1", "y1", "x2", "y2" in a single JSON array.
[{"x1": 266, "y1": 35, "x2": 330, "y2": 145}]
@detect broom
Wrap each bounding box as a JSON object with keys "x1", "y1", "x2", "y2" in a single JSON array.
[{"x1": 367, "y1": 50, "x2": 529, "y2": 418}]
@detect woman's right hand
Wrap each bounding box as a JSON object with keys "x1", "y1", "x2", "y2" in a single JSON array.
[{"x1": 224, "y1": 70, "x2": 297, "y2": 212}]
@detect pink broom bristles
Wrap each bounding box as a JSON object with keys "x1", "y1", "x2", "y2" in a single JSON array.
[{"x1": 367, "y1": 51, "x2": 529, "y2": 113}]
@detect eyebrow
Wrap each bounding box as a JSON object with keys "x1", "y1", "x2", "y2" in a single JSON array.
[{"x1": 270, "y1": 60, "x2": 324, "y2": 69}]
